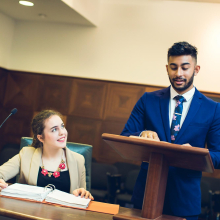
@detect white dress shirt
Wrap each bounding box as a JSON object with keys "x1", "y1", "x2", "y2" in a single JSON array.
[{"x1": 169, "y1": 86, "x2": 195, "y2": 128}]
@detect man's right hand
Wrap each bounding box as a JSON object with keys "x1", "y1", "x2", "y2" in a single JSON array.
[
  {"x1": 0, "y1": 179, "x2": 8, "y2": 191},
  {"x1": 140, "y1": 130, "x2": 160, "y2": 141}
]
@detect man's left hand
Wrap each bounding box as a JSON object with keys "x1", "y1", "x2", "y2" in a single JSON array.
[{"x1": 182, "y1": 143, "x2": 192, "y2": 147}]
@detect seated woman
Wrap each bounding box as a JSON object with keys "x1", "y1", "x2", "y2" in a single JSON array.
[{"x1": 0, "y1": 110, "x2": 93, "y2": 200}]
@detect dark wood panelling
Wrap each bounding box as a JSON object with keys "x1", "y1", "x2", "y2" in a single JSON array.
[
  {"x1": 104, "y1": 83, "x2": 145, "y2": 122},
  {"x1": 69, "y1": 79, "x2": 107, "y2": 119},
  {"x1": 145, "y1": 86, "x2": 163, "y2": 92},
  {"x1": 3, "y1": 110, "x2": 33, "y2": 144},
  {"x1": 66, "y1": 116, "x2": 102, "y2": 159},
  {"x1": 99, "y1": 121, "x2": 141, "y2": 164},
  {"x1": 2, "y1": 67, "x2": 220, "y2": 173},
  {"x1": 0, "y1": 68, "x2": 8, "y2": 105},
  {"x1": 207, "y1": 96, "x2": 220, "y2": 103},
  {"x1": 0, "y1": 68, "x2": 11, "y2": 149},
  {"x1": 0, "y1": 107, "x2": 8, "y2": 123},
  {"x1": 102, "y1": 121, "x2": 125, "y2": 137},
  {"x1": 3, "y1": 72, "x2": 39, "y2": 110},
  {"x1": 100, "y1": 121, "x2": 128, "y2": 163},
  {"x1": 36, "y1": 75, "x2": 73, "y2": 114},
  {"x1": 0, "y1": 108, "x2": 8, "y2": 149}
]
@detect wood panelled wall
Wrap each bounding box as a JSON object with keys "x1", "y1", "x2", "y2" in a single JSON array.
[{"x1": 1, "y1": 67, "x2": 220, "y2": 168}]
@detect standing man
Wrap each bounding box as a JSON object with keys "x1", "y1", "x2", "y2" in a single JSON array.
[{"x1": 121, "y1": 42, "x2": 220, "y2": 220}]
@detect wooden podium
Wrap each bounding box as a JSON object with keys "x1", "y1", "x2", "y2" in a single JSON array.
[{"x1": 102, "y1": 133, "x2": 214, "y2": 220}]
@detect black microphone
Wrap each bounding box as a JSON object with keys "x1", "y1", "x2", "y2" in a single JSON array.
[{"x1": 0, "y1": 108, "x2": 18, "y2": 128}]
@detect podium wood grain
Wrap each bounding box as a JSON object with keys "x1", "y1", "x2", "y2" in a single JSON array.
[{"x1": 102, "y1": 133, "x2": 214, "y2": 220}]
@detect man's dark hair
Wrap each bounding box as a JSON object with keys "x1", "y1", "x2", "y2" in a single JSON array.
[{"x1": 168, "y1": 41, "x2": 198, "y2": 63}]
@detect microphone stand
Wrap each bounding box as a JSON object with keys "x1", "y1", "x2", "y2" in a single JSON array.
[
  {"x1": 0, "y1": 113, "x2": 13, "y2": 128},
  {"x1": 0, "y1": 108, "x2": 18, "y2": 129}
]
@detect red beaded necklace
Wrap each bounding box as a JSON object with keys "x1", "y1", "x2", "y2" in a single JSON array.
[{"x1": 41, "y1": 151, "x2": 66, "y2": 178}]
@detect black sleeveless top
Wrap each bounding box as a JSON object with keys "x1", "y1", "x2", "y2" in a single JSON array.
[{"x1": 37, "y1": 167, "x2": 71, "y2": 193}]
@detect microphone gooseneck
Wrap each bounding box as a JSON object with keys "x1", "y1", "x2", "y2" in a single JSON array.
[{"x1": 0, "y1": 108, "x2": 18, "y2": 128}]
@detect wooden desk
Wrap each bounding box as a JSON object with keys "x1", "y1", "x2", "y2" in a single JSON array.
[{"x1": 0, "y1": 197, "x2": 134, "y2": 220}]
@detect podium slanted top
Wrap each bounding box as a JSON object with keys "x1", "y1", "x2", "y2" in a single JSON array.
[{"x1": 102, "y1": 133, "x2": 214, "y2": 173}]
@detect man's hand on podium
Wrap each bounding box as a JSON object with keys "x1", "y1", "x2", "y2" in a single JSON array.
[
  {"x1": 129, "y1": 132, "x2": 192, "y2": 147},
  {"x1": 139, "y1": 130, "x2": 160, "y2": 141},
  {"x1": 182, "y1": 143, "x2": 192, "y2": 147}
]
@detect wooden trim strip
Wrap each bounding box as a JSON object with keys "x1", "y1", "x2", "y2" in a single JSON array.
[{"x1": 1, "y1": 66, "x2": 220, "y2": 98}]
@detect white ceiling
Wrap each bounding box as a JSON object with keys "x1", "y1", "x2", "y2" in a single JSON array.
[
  {"x1": 0, "y1": 0, "x2": 96, "y2": 26},
  {"x1": 0, "y1": 0, "x2": 219, "y2": 27}
]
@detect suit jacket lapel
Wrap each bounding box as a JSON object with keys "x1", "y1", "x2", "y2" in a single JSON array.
[
  {"x1": 160, "y1": 87, "x2": 171, "y2": 142},
  {"x1": 66, "y1": 147, "x2": 79, "y2": 193},
  {"x1": 28, "y1": 147, "x2": 42, "y2": 185},
  {"x1": 175, "y1": 88, "x2": 203, "y2": 143}
]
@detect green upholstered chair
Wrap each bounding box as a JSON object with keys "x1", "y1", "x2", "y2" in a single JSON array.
[{"x1": 20, "y1": 137, "x2": 93, "y2": 191}]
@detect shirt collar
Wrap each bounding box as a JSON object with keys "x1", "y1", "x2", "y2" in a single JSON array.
[{"x1": 170, "y1": 86, "x2": 195, "y2": 102}]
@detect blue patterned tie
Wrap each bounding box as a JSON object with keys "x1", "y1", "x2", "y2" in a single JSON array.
[{"x1": 170, "y1": 95, "x2": 186, "y2": 143}]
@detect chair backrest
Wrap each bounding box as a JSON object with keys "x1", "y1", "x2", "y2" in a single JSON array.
[
  {"x1": 0, "y1": 143, "x2": 20, "y2": 184},
  {"x1": 114, "y1": 162, "x2": 140, "y2": 183},
  {"x1": 20, "y1": 137, "x2": 93, "y2": 191},
  {"x1": 125, "y1": 169, "x2": 139, "y2": 194},
  {"x1": 0, "y1": 143, "x2": 20, "y2": 166},
  {"x1": 91, "y1": 162, "x2": 118, "y2": 190},
  {"x1": 201, "y1": 176, "x2": 220, "y2": 193}
]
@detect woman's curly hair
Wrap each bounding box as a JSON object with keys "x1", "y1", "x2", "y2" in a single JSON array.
[{"x1": 31, "y1": 110, "x2": 63, "y2": 148}]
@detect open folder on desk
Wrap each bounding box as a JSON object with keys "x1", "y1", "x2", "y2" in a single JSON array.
[
  {"x1": 1, "y1": 183, "x2": 90, "y2": 209},
  {"x1": 0, "y1": 183, "x2": 119, "y2": 214}
]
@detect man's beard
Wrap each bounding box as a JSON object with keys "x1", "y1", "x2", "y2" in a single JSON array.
[{"x1": 169, "y1": 72, "x2": 194, "y2": 93}]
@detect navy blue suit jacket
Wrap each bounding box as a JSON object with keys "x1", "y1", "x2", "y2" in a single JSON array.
[{"x1": 121, "y1": 87, "x2": 220, "y2": 217}]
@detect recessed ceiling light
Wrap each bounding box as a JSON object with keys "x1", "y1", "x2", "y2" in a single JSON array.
[{"x1": 19, "y1": 1, "x2": 34, "y2": 6}]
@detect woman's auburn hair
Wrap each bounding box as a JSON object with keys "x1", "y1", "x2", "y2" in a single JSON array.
[{"x1": 31, "y1": 110, "x2": 63, "y2": 148}]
